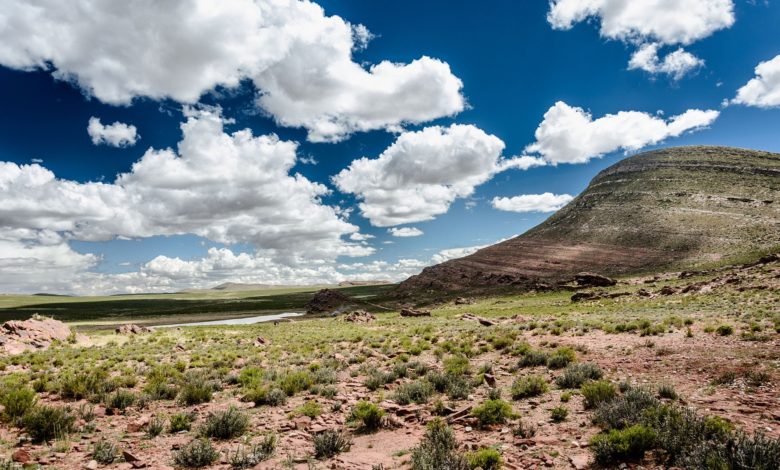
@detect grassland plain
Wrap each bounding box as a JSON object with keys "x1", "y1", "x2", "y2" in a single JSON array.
[{"x1": 0, "y1": 258, "x2": 778, "y2": 468}]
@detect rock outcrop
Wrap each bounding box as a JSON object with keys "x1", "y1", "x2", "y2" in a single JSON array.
[
  {"x1": 0, "y1": 316, "x2": 74, "y2": 355},
  {"x1": 306, "y1": 289, "x2": 351, "y2": 314}
]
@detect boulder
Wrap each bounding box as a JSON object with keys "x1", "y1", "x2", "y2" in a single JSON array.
[
  {"x1": 400, "y1": 308, "x2": 431, "y2": 317},
  {"x1": 574, "y1": 272, "x2": 617, "y2": 287},
  {"x1": 306, "y1": 289, "x2": 350, "y2": 314},
  {"x1": 342, "y1": 310, "x2": 375, "y2": 323},
  {"x1": 454, "y1": 297, "x2": 474, "y2": 305},
  {"x1": 1, "y1": 316, "x2": 74, "y2": 355},
  {"x1": 115, "y1": 324, "x2": 151, "y2": 335}
]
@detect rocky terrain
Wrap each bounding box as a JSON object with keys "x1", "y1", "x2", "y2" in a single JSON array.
[{"x1": 399, "y1": 146, "x2": 780, "y2": 292}]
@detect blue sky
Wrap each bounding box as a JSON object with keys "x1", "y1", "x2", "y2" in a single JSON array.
[{"x1": 0, "y1": 0, "x2": 779, "y2": 294}]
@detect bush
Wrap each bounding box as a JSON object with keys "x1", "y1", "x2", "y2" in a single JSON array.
[
  {"x1": 279, "y1": 370, "x2": 313, "y2": 396},
  {"x1": 143, "y1": 378, "x2": 178, "y2": 400},
  {"x1": 427, "y1": 371, "x2": 472, "y2": 400},
  {"x1": 22, "y1": 405, "x2": 75, "y2": 443},
  {"x1": 513, "y1": 420, "x2": 537, "y2": 439},
  {"x1": 550, "y1": 406, "x2": 568, "y2": 422},
  {"x1": 658, "y1": 383, "x2": 678, "y2": 400},
  {"x1": 92, "y1": 439, "x2": 118, "y2": 464},
  {"x1": 244, "y1": 385, "x2": 286, "y2": 407},
  {"x1": 466, "y1": 447, "x2": 502, "y2": 470},
  {"x1": 593, "y1": 387, "x2": 659, "y2": 430},
  {"x1": 471, "y1": 399, "x2": 515, "y2": 427},
  {"x1": 147, "y1": 415, "x2": 165, "y2": 437},
  {"x1": 0, "y1": 384, "x2": 36, "y2": 423},
  {"x1": 174, "y1": 439, "x2": 219, "y2": 468},
  {"x1": 313, "y1": 430, "x2": 352, "y2": 459},
  {"x1": 58, "y1": 369, "x2": 111, "y2": 400},
  {"x1": 200, "y1": 406, "x2": 248, "y2": 439},
  {"x1": 229, "y1": 434, "x2": 277, "y2": 468},
  {"x1": 443, "y1": 355, "x2": 471, "y2": 376},
  {"x1": 546, "y1": 347, "x2": 576, "y2": 369},
  {"x1": 410, "y1": 418, "x2": 470, "y2": 470},
  {"x1": 518, "y1": 349, "x2": 548, "y2": 368},
  {"x1": 590, "y1": 425, "x2": 657, "y2": 465},
  {"x1": 394, "y1": 380, "x2": 434, "y2": 405},
  {"x1": 105, "y1": 389, "x2": 136, "y2": 412},
  {"x1": 178, "y1": 380, "x2": 212, "y2": 406},
  {"x1": 350, "y1": 401, "x2": 384, "y2": 432},
  {"x1": 556, "y1": 363, "x2": 603, "y2": 389},
  {"x1": 169, "y1": 412, "x2": 193, "y2": 433},
  {"x1": 581, "y1": 380, "x2": 616, "y2": 409},
  {"x1": 716, "y1": 324, "x2": 734, "y2": 336},
  {"x1": 510, "y1": 375, "x2": 548, "y2": 399},
  {"x1": 295, "y1": 400, "x2": 322, "y2": 418}
]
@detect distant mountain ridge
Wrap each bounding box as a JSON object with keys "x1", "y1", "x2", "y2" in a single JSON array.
[{"x1": 398, "y1": 146, "x2": 780, "y2": 292}]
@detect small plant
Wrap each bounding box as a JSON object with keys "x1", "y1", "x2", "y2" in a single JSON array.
[
  {"x1": 590, "y1": 425, "x2": 656, "y2": 465},
  {"x1": 295, "y1": 400, "x2": 322, "y2": 418},
  {"x1": 471, "y1": 399, "x2": 516, "y2": 427},
  {"x1": 513, "y1": 420, "x2": 537, "y2": 438},
  {"x1": 178, "y1": 380, "x2": 212, "y2": 406},
  {"x1": 518, "y1": 349, "x2": 549, "y2": 368},
  {"x1": 410, "y1": 419, "x2": 469, "y2": 470},
  {"x1": 313, "y1": 430, "x2": 352, "y2": 459},
  {"x1": 581, "y1": 380, "x2": 617, "y2": 409},
  {"x1": 466, "y1": 447, "x2": 502, "y2": 470},
  {"x1": 510, "y1": 375, "x2": 548, "y2": 399},
  {"x1": 443, "y1": 355, "x2": 471, "y2": 376},
  {"x1": 229, "y1": 434, "x2": 277, "y2": 468},
  {"x1": 556, "y1": 363, "x2": 603, "y2": 389},
  {"x1": 147, "y1": 415, "x2": 165, "y2": 437},
  {"x1": 716, "y1": 324, "x2": 734, "y2": 336},
  {"x1": 550, "y1": 406, "x2": 568, "y2": 422},
  {"x1": 394, "y1": 380, "x2": 434, "y2": 405},
  {"x1": 560, "y1": 391, "x2": 572, "y2": 403},
  {"x1": 174, "y1": 439, "x2": 219, "y2": 468},
  {"x1": 658, "y1": 383, "x2": 678, "y2": 400},
  {"x1": 547, "y1": 347, "x2": 576, "y2": 369},
  {"x1": 22, "y1": 405, "x2": 75, "y2": 443},
  {"x1": 92, "y1": 439, "x2": 118, "y2": 464},
  {"x1": 169, "y1": 412, "x2": 193, "y2": 433},
  {"x1": 279, "y1": 370, "x2": 314, "y2": 396},
  {"x1": 350, "y1": 401, "x2": 385, "y2": 432},
  {"x1": 0, "y1": 384, "x2": 36, "y2": 423},
  {"x1": 105, "y1": 389, "x2": 136, "y2": 412},
  {"x1": 200, "y1": 406, "x2": 248, "y2": 439},
  {"x1": 593, "y1": 387, "x2": 659, "y2": 430}
]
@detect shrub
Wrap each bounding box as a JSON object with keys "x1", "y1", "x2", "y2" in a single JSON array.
[
  {"x1": 560, "y1": 391, "x2": 572, "y2": 403},
  {"x1": 394, "y1": 380, "x2": 434, "y2": 405},
  {"x1": 229, "y1": 434, "x2": 277, "y2": 468},
  {"x1": 510, "y1": 375, "x2": 548, "y2": 399},
  {"x1": 178, "y1": 380, "x2": 212, "y2": 406},
  {"x1": 105, "y1": 389, "x2": 136, "y2": 412},
  {"x1": 92, "y1": 439, "x2": 118, "y2": 464},
  {"x1": 58, "y1": 369, "x2": 110, "y2": 400},
  {"x1": 410, "y1": 419, "x2": 470, "y2": 470},
  {"x1": 0, "y1": 384, "x2": 36, "y2": 423},
  {"x1": 466, "y1": 447, "x2": 502, "y2": 470},
  {"x1": 295, "y1": 400, "x2": 322, "y2": 418},
  {"x1": 658, "y1": 383, "x2": 678, "y2": 400},
  {"x1": 313, "y1": 430, "x2": 352, "y2": 459},
  {"x1": 200, "y1": 406, "x2": 248, "y2": 439},
  {"x1": 350, "y1": 401, "x2": 384, "y2": 432},
  {"x1": 716, "y1": 324, "x2": 734, "y2": 336},
  {"x1": 550, "y1": 406, "x2": 568, "y2": 422},
  {"x1": 169, "y1": 412, "x2": 193, "y2": 433},
  {"x1": 143, "y1": 378, "x2": 178, "y2": 400},
  {"x1": 547, "y1": 347, "x2": 576, "y2": 369},
  {"x1": 590, "y1": 425, "x2": 657, "y2": 465},
  {"x1": 147, "y1": 416, "x2": 165, "y2": 437},
  {"x1": 244, "y1": 385, "x2": 286, "y2": 407},
  {"x1": 279, "y1": 370, "x2": 313, "y2": 396},
  {"x1": 174, "y1": 439, "x2": 219, "y2": 468},
  {"x1": 556, "y1": 363, "x2": 603, "y2": 389},
  {"x1": 443, "y1": 355, "x2": 471, "y2": 376},
  {"x1": 22, "y1": 405, "x2": 75, "y2": 443},
  {"x1": 364, "y1": 371, "x2": 389, "y2": 391},
  {"x1": 427, "y1": 371, "x2": 472, "y2": 400},
  {"x1": 593, "y1": 387, "x2": 659, "y2": 430},
  {"x1": 581, "y1": 380, "x2": 616, "y2": 409},
  {"x1": 518, "y1": 349, "x2": 548, "y2": 368},
  {"x1": 513, "y1": 420, "x2": 537, "y2": 439},
  {"x1": 471, "y1": 399, "x2": 515, "y2": 427}
]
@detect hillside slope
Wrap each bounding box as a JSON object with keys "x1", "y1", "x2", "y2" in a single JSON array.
[{"x1": 399, "y1": 146, "x2": 780, "y2": 291}]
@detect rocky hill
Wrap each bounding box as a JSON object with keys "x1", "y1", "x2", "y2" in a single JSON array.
[{"x1": 398, "y1": 146, "x2": 780, "y2": 292}]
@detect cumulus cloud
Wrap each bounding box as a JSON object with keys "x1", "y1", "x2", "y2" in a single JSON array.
[
  {"x1": 524, "y1": 101, "x2": 720, "y2": 165},
  {"x1": 0, "y1": 0, "x2": 464, "y2": 142},
  {"x1": 333, "y1": 124, "x2": 546, "y2": 227},
  {"x1": 0, "y1": 108, "x2": 370, "y2": 273},
  {"x1": 491, "y1": 193, "x2": 574, "y2": 213},
  {"x1": 87, "y1": 117, "x2": 139, "y2": 147},
  {"x1": 548, "y1": 0, "x2": 734, "y2": 79},
  {"x1": 732, "y1": 54, "x2": 780, "y2": 108},
  {"x1": 388, "y1": 227, "x2": 424, "y2": 237}
]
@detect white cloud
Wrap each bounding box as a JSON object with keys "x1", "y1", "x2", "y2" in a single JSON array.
[
  {"x1": 0, "y1": 108, "x2": 370, "y2": 273},
  {"x1": 492, "y1": 193, "x2": 574, "y2": 213},
  {"x1": 349, "y1": 233, "x2": 374, "y2": 241},
  {"x1": 548, "y1": 0, "x2": 734, "y2": 79},
  {"x1": 87, "y1": 117, "x2": 139, "y2": 147},
  {"x1": 333, "y1": 124, "x2": 545, "y2": 227},
  {"x1": 388, "y1": 227, "x2": 423, "y2": 237},
  {"x1": 732, "y1": 54, "x2": 780, "y2": 108},
  {"x1": 0, "y1": 0, "x2": 464, "y2": 142},
  {"x1": 524, "y1": 101, "x2": 720, "y2": 165},
  {"x1": 628, "y1": 44, "x2": 704, "y2": 80}
]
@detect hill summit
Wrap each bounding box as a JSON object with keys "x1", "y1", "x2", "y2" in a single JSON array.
[{"x1": 399, "y1": 146, "x2": 780, "y2": 292}]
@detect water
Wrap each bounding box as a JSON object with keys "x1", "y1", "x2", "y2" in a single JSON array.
[{"x1": 155, "y1": 311, "x2": 304, "y2": 328}]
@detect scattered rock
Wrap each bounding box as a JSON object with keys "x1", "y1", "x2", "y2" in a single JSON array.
[
  {"x1": 400, "y1": 308, "x2": 431, "y2": 317},
  {"x1": 342, "y1": 310, "x2": 376, "y2": 323},
  {"x1": 461, "y1": 313, "x2": 496, "y2": 326},
  {"x1": 84, "y1": 460, "x2": 99, "y2": 470},
  {"x1": 454, "y1": 297, "x2": 474, "y2": 305},
  {"x1": 574, "y1": 272, "x2": 617, "y2": 287},
  {"x1": 11, "y1": 449, "x2": 31, "y2": 464},
  {"x1": 570, "y1": 453, "x2": 590, "y2": 469},
  {"x1": 657, "y1": 286, "x2": 678, "y2": 296},
  {"x1": 122, "y1": 451, "x2": 140, "y2": 462},
  {"x1": 115, "y1": 324, "x2": 151, "y2": 335}
]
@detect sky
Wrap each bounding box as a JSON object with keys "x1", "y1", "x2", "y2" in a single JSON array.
[{"x1": 0, "y1": 0, "x2": 779, "y2": 295}]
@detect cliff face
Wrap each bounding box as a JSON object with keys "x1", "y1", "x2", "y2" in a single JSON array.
[{"x1": 398, "y1": 146, "x2": 780, "y2": 292}]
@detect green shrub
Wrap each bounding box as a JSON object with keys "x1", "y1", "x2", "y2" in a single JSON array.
[
  {"x1": 0, "y1": 385, "x2": 36, "y2": 423},
  {"x1": 178, "y1": 380, "x2": 212, "y2": 406},
  {"x1": 427, "y1": 371, "x2": 472, "y2": 400},
  {"x1": 394, "y1": 380, "x2": 434, "y2": 405},
  {"x1": 556, "y1": 363, "x2": 603, "y2": 389},
  {"x1": 105, "y1": 389, "x2": 136, "y2": 412},
  {"x1": 22, "y1": 405, "x2": 75, "y2": 443},
  {"x1": 716, "y1": 324, "x2": 734, "y2": 336},
  {"x1": 313, "y1": 430, "x2": 352, "y2": 459},
  {"x1": 200, "y1": 406, "x2": 248, "y2": 439},
  {"x1": 295, "y1": 400, "x2": 322, "y2": 418},
  {"x1": 147, "y1": 415, "x2": 165, "y2": 437},
  {"x1": 443, "y1": 355, "x2": 471, "y2": 376},
  {"x1": 510, "y1": 375, "x2": 548, "y2": 399},
  {"x1": 229, "y1": 434, "x2": 277, "y2": 468},
  {"x1": 350, "y1": 401, "x2": 384, "y2": 432},
  {"x1": 593, "y1": 387, "x2": 659, "y2": 430},
  {"x1": 174, "y1": 439, "x2": 219, "y2": 468},
  {"x1": 143, "y1": 378, "x2": 178, "y2": 400},
  {"x1": 518, "y1": 349, "x2": 548, "y2": 368},
  {"x1": 513, "y1": 420, "x2": 537, "y2": 439},
  {"x1": 243, "y1": 385, "x2": 286, "y2": 406},
  {"x1": 658, "y1": 383, "x2": 678, "y2": 400},
  {"x1": 550, "y1": 406, "x2": 568, "y2": 422},
  {"x1": 58, "y1": 369, "x2": 111, "y2": 400},
  {"x1": 466, "y1": 447, "x2": 502, "y2": 470},
  {"x1": 547, "y1": 347, "x2": 576, "y2": 369},
  {"x1": 169, "y1": 412, "x2": 193, "y2": 433},
  {"x1": 279, "y1": 370, "x2": 313, "y2": 396},
  {"x1": 590, "y1": 425, "x2": 657, "y2": 465},
  {"x1": 92, "y1": 439, "x2": 118, "y2": 464},
  {"x1": 581, "y1": 380, "x2": 616, "y2": 409},
  {"x1": 410, "y1": 419, "x2": 469, "y2": 470},
  {"x1": 471, "y1": 399, "x2": 515, "y2": 427}
]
